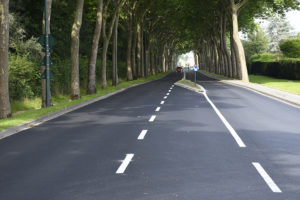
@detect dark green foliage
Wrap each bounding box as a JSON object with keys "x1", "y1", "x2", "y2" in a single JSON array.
[{"x1": 279, "y1": 39, "x2": 300, "y2": 58}]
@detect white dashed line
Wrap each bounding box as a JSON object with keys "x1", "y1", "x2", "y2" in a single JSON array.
[
  {"x1": 164, "y1": 96, "x2": 167, "y2": 99},
  {"x1": 155, "y1": 107, "x2": 161, "y2": 112},
  {"x1": 168, "y1": 90, "x2": 171, "y2": 92},
  {"x1": 116, "y1": 154, "x2": 134, "y2": 174},
  {"x1": 149, "y1": 115, "x2": 156, "y2": 122},
  {"x1": 166, "y1": 93, "x2": 170, "y2": 96},
  {"x1": 201, "y1": 86, "x2": 246, "y2": 148},
  {"x1": 160, "y1": 101, "x2": 165, "y2": 105},
  {"x1": 138, "y1": 130, "x2": 148, "y2": 140},
  {"x1": 252, "y1": 162, "x2": 282, "y2": 193}
]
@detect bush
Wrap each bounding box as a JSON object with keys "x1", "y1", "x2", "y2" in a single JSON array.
[
  {"x1": 279, "y1": 39, "x2": 300, "y2": 58},
  {"x1": 249, "y1": 60, "x2": 300, "y2": 80},
  {"x1": 9, "y1": 54, "x2": 41, "y2": 100}
]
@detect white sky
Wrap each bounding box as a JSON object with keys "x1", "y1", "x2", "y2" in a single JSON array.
[
  {"x1": 286, "y1": 10, "x2": 300, "y2": 33},
  {"x1": 257, "y1": 9, "x2": 300, "y2": 33}
]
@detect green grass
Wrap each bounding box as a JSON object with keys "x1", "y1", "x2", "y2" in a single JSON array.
[
  {"x1": 178, "y1": 79, "x2": 202, "y2": 90},
  {"x1": 0, "y1": 71, "x2": 171, "y2": 131},
  {"x1": 200, "y1": 69, "x2": 300, "y2": 95},
  {"x1": 249, "y1": 75, "x2": 300, "y2": 95}
]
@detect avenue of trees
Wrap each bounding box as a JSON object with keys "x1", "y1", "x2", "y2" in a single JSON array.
[{"x1": 0, "y1": 0, "x2": 299, "y2": 119}]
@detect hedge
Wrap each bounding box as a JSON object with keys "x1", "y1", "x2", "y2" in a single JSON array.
[{"x1": 249, "y1": 61, "x2": 300, "y2": 80}]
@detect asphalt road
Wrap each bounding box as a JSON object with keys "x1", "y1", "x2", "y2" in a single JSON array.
[{"x1": 1, "y1": 72, "x2": 300, "y2": 200}]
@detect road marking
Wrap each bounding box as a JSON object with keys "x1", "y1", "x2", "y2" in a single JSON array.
[
  {"x1": 169, "y1": 90, "x2": 171, "y2": 92},
  {"x1": 138, "y1": 130, "x2": 148, "y2": 140},
  {"x1": 160, "y1": 101, "x2": 165, "y2": 105},
  {"x1": 252, "y1": 162, "x2": 282, "y2": 193},
  {"x1": 149, "y1": 115, "x2": 156, "y2": 122},
  {"x1": 166, "y1": 93, "x2": 170, "y2": 96},
  {"x1": 156, "y1": 107, "x2": 161, "y2": 112},
  {"x1": 201, "y1": 86, "x2": 246, "y2": 148},
  {"x1": 164, "y1": 96, "x2": 168, "y2": 99},
  {"x1": 116, "y1": 154, "x2": 134, "y2": 174}
]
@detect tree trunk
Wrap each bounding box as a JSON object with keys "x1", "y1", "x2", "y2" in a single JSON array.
[
  {"x1": 141, "y1": 28, "x2": 145, "y2": 77},
  {"x1": 101, "y1": 39, "x2": 108, "y2": 88},
  {"x1": 87, "y1": 0, "x2": 103, "y2": 94},
  {"x1": 230, "y1": 22, "x2": 237, "y2": 78},
  {"x1": 112, "y1": 13, "x2": 119, "y2": 86},
  {"x1": 132, "y1": 24, "x2": 137, "y2": 79},
  {"x1": 101, "y1": 0, "x2": 124, "y2": 88},
  {"x1": 126, "y1": 9, "x2": 133, "y2": 81},
  {"x1": 70, "y1": 0, "x2": 84, "y2": 99},
  {"x1": 137, "y1": 22, "x2": 141, "y2": 77},
  {"x1": 0, "y1": 0, "x2": 11, "y2": 119},
  {"x1": 231, "y1": 1, "x2": 249, "y2": 81},
  {"x1": 41, "y1": 0, "x2": 52, "y2": 107}
]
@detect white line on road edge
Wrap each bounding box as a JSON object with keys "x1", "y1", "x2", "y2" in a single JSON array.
[
  {"x1": 252, "y1": 162, "x2": 282, "y2": 193},
  {"x1": 164, "y1": 96, "x2": 168, "y2": 99},
  {"x1": 201, "y1": 86, "x2": 246, "y2": 148},
  {"x1": 156, "y1": 107, "x2": 161, "y2": 112},
  {"x1": 160, "y1": 101, "x2": 165, "y2": 105},
  {"x1": 149, "y1": 115, "x2": 156, "y2": 122},
  {"x1": 138, "y1": 130, "x2": 148, "y2": 140},
  {"x1": 116, "y1": 154, "x2": 134, "y2": 174}
]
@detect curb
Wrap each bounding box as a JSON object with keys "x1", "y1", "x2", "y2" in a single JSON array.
[
  {"x1": 0, "y1": 73, "x2": 170, "y2": 140},
  {"x1": 199, "y1": 71, "x2": 300, "y2": 108}
]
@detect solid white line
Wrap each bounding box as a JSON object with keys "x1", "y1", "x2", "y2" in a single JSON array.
[
  {"x1": 149, "y1": 115, "x2": 156, "y2": 122},
  {"x1": 155, "y1": 107, "x2": 161, "y2": 112},
  {"x1": 164, "y1": 96, "x2": 167, "y2": 99},
  {"x1": 201, "y1": 86, "x2": 246, "y2": 148},
  {"x1": 116, "y1": 154, "x2": 134, "y2": 174},
  {"x1": 166, "y1": 93, "x2": 170, "y2": 96},
  {"x1": 160, "y1": 101, "x2": 165, "y2": 105},
  {"x1": 138, "y1": 130, "x2": 148, "y2": 140},
  {"x1": 252, "y1": 162, "x2": 282, "y2": 193}
]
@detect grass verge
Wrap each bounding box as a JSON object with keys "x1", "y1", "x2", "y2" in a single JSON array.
[
  {"x1": 0, "y1": 71, "x2": 171, "y2": 131},
  {"x1": 249, "y1": 75, "x2": 300, "y2": 95},
  {"x1": 200, "y1": 70, "x2": 300, "y2": 95},
  {"x1": 178, "y1": 79, "x2": 202, "y2": 90}
]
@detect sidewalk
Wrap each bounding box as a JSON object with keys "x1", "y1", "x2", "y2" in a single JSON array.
[{"x1": 199, "y1": 71, "x2": 300, "y2": 108}]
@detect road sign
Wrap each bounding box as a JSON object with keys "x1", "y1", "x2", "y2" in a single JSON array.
[
  {"x1": 183, "y1": 67, "x2": 189, "y2": 72},
  {"x1": 41, "y1": 70, "x2": 55, "y2": 79},
  {"x1": 193, "y1": 66, "x2": 199, "y2": 71},
  {"x1": 41, "y1": 56, "x2": 54, "y2": 66},
  {"x1": 39, "y1": 34, "x2": 55, "y2": 47}
]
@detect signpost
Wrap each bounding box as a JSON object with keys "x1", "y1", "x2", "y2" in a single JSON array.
[
  {"x1": 40, "y1": 0, "x2": 55, "y2": 107},
  {"x1": 183, "y1": 67, "x2": 188, "y2": 80},
  {"x1": 193, "y1": 66, "x2": 198, "y2": 86}
]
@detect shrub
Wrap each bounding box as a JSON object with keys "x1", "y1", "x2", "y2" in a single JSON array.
[
  {"x1": 279, "y1": 39, "x2": 300, "y2": 58},
  {"x1": 9, "y1": 54, "x2": 41, "y2": 100}
]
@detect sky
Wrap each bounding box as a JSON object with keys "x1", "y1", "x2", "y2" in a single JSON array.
[
  {"x1": 286, "y1": 10, "x2": 300, "y2": 33},
  {"x1": 257, "y1": 9, "x2": 300, "y2": 33}
]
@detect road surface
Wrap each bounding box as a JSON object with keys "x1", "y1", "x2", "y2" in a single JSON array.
[{"x1": 0, "y1": 72, "x2": 300, "y2": 200}]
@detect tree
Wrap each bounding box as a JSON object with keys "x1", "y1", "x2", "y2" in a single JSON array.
[
  {"x1": 267, "y1": 14, "x2": 294, "y2": 52},
  {"x1": 243, "y1": 26, "x2": 269, "y2": 61},
  {"x1": 70, "y1": 0, "x2": 84, "y2": 99},
  {"x1": 101, "y1": 0, "x2": 124, "y2": 89},
  {"x1": 0, "y1": 0, "x2": 11, "y2": 119},
  {"x1": 87, "y1": 0, "x2": 103, "y2": 94}
]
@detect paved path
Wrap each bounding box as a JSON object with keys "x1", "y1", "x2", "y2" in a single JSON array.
[{"x1": 0, "y1": 72, "x2": 300, "y2": 199}]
